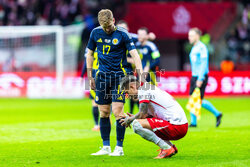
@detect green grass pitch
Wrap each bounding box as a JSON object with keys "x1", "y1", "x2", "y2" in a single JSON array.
[{"x1": 0, "y1": 97, "x2": 249, "y2": 167}]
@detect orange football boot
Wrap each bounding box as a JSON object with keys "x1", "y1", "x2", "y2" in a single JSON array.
[{"x1": 154, "y1": 147, "x2": 176, "y2": 159}]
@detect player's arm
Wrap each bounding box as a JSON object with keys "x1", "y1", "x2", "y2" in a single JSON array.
[
  {"x1": 130, "y1": 33, "x2": 138, "y2": 43},
  {"x1": 129, "y1": 49, "x2": 143, "y2": 80},
  {"x1": 85, "y1": 29, "x2": 97, "y2": 89},
  {"x1": 136, "y1": 102, "x2": 149, "y2": 119},
  {"x1": 124, "y1": 31, "x2": 143, "y2": 80},
  {"x1": 86, "y1": 49, "x2": 94, "y2": 77},
  {"x1": 127, "y1": 57, "x2": 134, "y2": 64},
  {"x1": 86, "y1": 49, "x2": 96, "y2": 90},
  {"x1": 121, "y1": 102, "x2": 149, "y2": 127}
]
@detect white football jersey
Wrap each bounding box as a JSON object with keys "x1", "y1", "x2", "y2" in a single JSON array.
[{"x1": 138, "y1": 83, "x2": 188, "y2": 125}]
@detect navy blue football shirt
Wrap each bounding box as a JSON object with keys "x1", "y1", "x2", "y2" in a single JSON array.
[
  {"x1": 136, "y1": 41, "x2": 160, "y2": 71},
  {"x1": 87, "y1": 26, "x2": 136, "y2": 74}
]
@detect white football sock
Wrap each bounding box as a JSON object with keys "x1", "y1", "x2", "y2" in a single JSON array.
[{"x1": 132, "y1": 120, "x2": 171, "y2": 150}]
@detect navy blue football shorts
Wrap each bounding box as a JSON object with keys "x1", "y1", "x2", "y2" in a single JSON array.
[{"x1": 94, "y1": 71, "x2": 125, "y2": 105}]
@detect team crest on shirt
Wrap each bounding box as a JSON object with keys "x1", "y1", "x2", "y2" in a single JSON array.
[
  {"x1": 112, "y1": 38, "x2": 119, "y2": 45},
  {"x1": 95, "y1": 96, "x2": 99, "y2": 101}
]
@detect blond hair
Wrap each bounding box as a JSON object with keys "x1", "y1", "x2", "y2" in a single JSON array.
[
  {"x1": 189, "y1": 27, "x2": 202, "y2": 36},
  {"x1": 98, "y1": 9, "x2": 113, "y2": 26}
]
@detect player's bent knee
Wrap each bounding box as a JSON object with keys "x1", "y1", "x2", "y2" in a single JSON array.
[
  {"x1": 98, "y1": 105, "x2": 111, "y2": 118},
  {"x1": 132, "y1": 119, "x2": 143, "y2": 134},
  {"x1": 99, "y1": 110, "x2": 110, "y2": 118},
  {"x1": 112, "y1": 103, "x2": 124, "y2": 119},
  {"x1": 113, "y1": 111, "x2": 125, "y2": 119}
]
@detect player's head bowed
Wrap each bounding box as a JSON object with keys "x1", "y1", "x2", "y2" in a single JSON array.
[
  {"x1": 120, "y1": 75, "x2": 140, "y2": 96},
  {"x1": 98, "y1": 9, "x2": 115, "y2": 34}
]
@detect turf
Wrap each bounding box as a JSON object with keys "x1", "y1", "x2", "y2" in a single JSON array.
[{"x1": 0, "y1": 97, "x2": 249, "y2": 167}]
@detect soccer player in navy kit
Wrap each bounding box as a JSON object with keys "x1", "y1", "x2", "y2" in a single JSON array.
[
  {"x1": 188, "y1": 28, "x2": 223, "y2": 127},
  {"x1": 136, "y1": 27, "x2": 160, "y2": 85},
  {"x1": 86, "y1": 9, "x2": 143, "y2": 156}
]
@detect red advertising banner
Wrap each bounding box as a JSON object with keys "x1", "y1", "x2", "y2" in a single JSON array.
[
  {"x1": 157, "y1": 71, "x2": 250, "y2": 96},
  {"x1": 124, "y1": 2, "x2": 236, "y2": 39},
  {"x1": 0, "y1": 71, "x2": 249, "y2": 98},
  {"x1": 0, "y1": 72, "x2": 84, "y2": 98}
]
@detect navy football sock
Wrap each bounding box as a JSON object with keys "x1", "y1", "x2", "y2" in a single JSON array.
[
  {"x1": 116, "y1": 119, "x2": 126, "y2": 147},
  {"x1": 92, "y1": 106, "x2": 99, "y2": 125},
  {"x1": 100, "y1": 117, "x2": 111, "y2": 146}
]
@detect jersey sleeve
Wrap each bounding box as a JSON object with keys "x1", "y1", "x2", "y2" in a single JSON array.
[
  {"x1": 197, "y1": 45, "x2": 209, "y2": 81},
  {"x1": 87, "y1": 30, "x2": 96, "y2": 51},
  {"x1": 149, "y1": 43, "x2": 160, "y2": 69},
  {"x1": 130, "y1": 33, "x2": 138, "y2": 43},
  {"x1": 150, "y1": 43, "x2": 160, "y2": 60},
  {"x1": 123, "y1": 32, "x2": 136, "y2": 51}
]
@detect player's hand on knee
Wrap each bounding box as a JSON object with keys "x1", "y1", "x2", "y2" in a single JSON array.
[
  {"x1": 119, "y1": 118, "x2": 125, "y2": 126},
  {"x1": 120, "y1": 115, "x2": 134, "y2": 128},
  {"x1": 120, "y1": 116, "x2": 129, "y2": 128}
]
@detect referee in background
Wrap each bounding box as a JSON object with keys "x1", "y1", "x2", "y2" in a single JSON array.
[{"x1": 188, "y1": 28, "x2": 223, "y2": 127}]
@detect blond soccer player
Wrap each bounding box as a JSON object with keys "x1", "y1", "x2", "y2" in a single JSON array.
[{"x1": 86, "y1": 9, "x2": 143, "y2": 156}]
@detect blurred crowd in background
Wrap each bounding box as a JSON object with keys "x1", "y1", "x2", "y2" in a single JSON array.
[
  {"x1": 0, "y1": 0, "x2": 127, "y2": 26},
  {"x1": 0, "y1": 0, "x2": 84, "y2": 26},
  {"x1": 225, "y1": 5, "x2": 250, "y2": 66}
]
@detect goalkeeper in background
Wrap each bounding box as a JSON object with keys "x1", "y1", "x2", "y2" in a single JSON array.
[{"x1": 188, "y1": 28, "x2": 222, "y2": 127}]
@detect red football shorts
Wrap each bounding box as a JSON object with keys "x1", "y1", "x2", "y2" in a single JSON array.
[{"x1": 147, "y1": 118, "x2": 188, "y2": 140}]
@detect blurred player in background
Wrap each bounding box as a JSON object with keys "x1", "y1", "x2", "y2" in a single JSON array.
[
  {"x1": 116, "y1": 20, "x2": 138, "y2": 114},
  {"x1": 188, "y1": 28, "x2": 223, "y2": 127},
  {"x1": 81, "y1": 48, "x2": 100, "y2": 131},
  {"x1": 86, "y1": 9, "x2": 143, "y2": 156},
  {"x1": 120, "y1": 75, "x2": 188, "y2": 159},
  {"x1": 116, "y1": 21, "x2": 156, "y2": 114},
  {"x1": 136, "y1": 27, "x2": 160, "y2": 86}
]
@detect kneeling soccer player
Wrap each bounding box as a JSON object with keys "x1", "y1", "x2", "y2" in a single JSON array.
[{"x1": 120, "y1": 75, "x2": 188, "y2": 159}]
